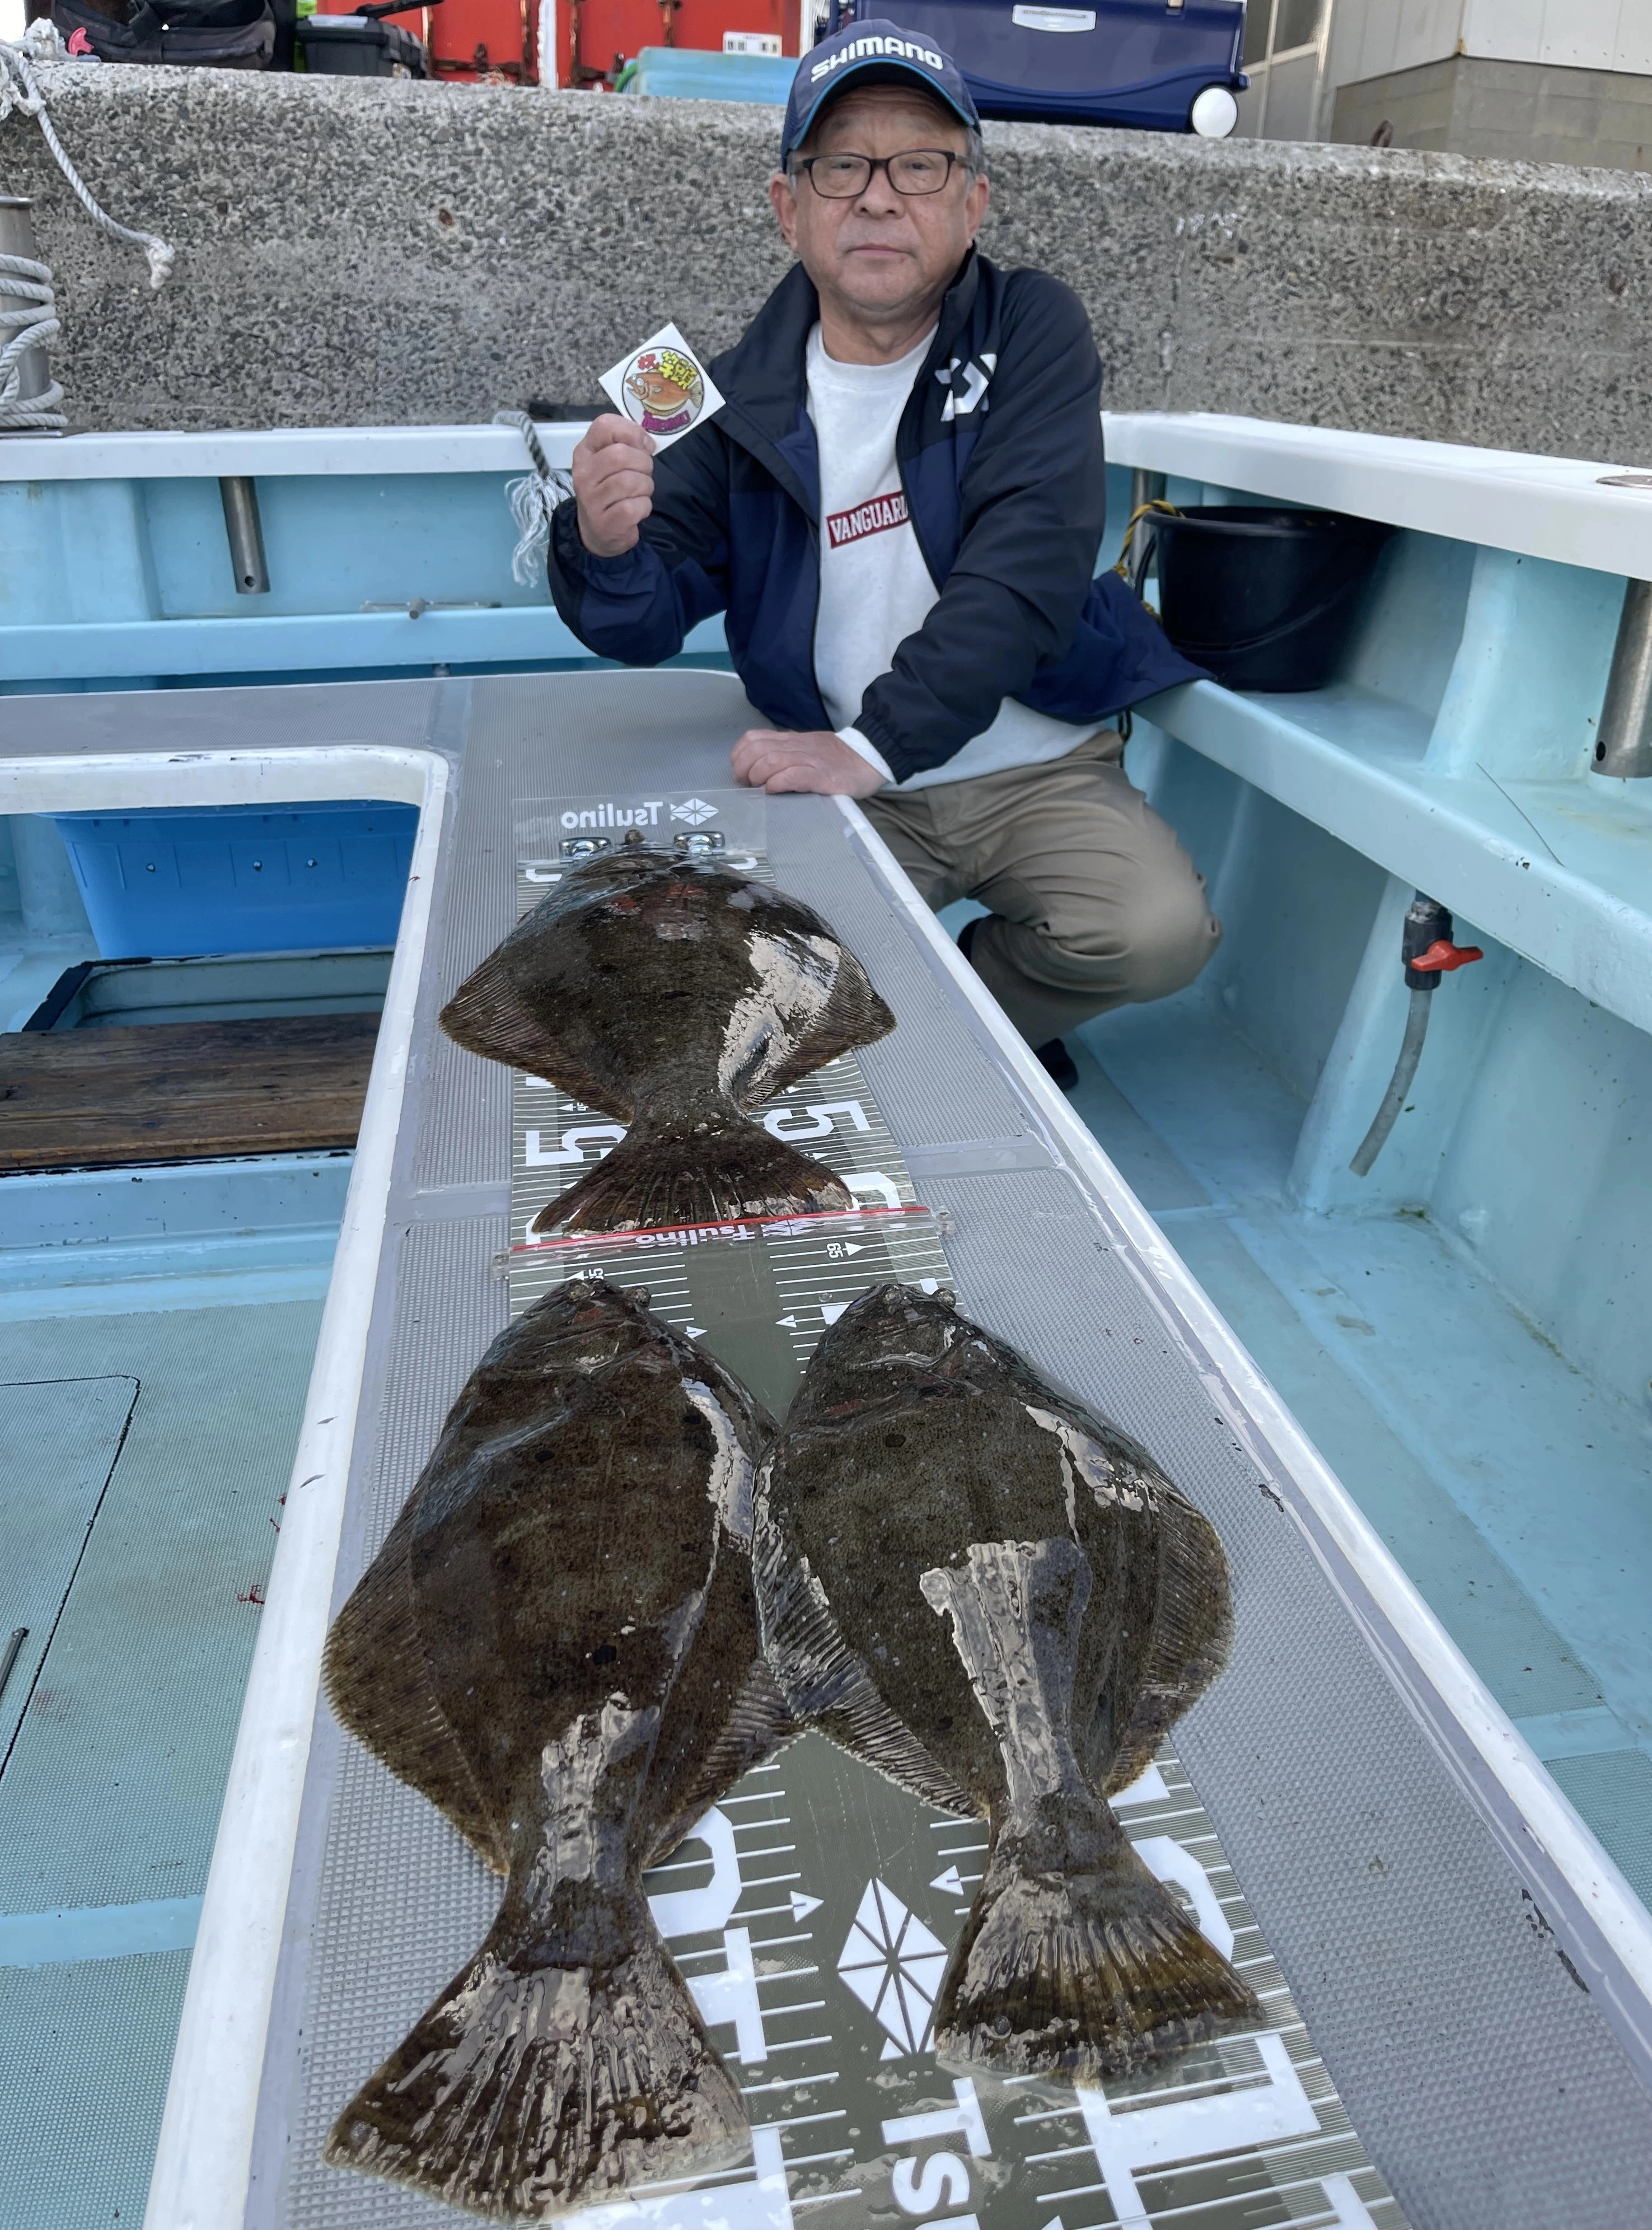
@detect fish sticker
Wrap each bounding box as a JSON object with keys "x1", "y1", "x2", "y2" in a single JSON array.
[
  {"x1": 322, "y1": 1278, "x2": 789, "y2": 2217},
  {"x1": 600, "y1": 322, "x2": 725, "y2": 449},
  {"x1": 440, "y1": 831, "x2": 896, "y2": 1235},
  {"x1": 752, "y1": 1282, "x2": 1259, "y2": 2078}
]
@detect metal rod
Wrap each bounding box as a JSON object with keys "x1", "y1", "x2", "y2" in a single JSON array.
[
  {"x1": 1350, "y1": 985, "x2": 1432, "y2": 1177},
  {"x1": 1130, "y1": 468, "x2": 1167, "y2": 515},
  {"x1": 219, "y1": 475, "x2": 270, "y2": 595},
  {"x1": 0, "y1": 1628, "x2": 29, "y2": 1707},
  {"x1": 1595, "y1": 578, "x2": 1652, "y2": 778}
]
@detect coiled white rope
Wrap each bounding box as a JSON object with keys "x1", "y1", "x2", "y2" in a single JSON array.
[
  {"x1": 0, "y1": 248, "x2": 64, "y2": 432},
  {"x1": 0, "y1": 24, "x2": 176, "y2": 430},
  {"x1": 494, "y1": 409, "x2": 574, "y2": 585}
]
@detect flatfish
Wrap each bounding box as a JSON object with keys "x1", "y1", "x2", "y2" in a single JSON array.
[
  {"x1": 323, "y1": 1278, "x2": 789, "y2": 2219},
  {"x1": 753, "y1": 1283, "x2": 1258, "y2": 2079},
  {"x1": 440, "y1": 831, "x2": 895, "y2": 1233}
]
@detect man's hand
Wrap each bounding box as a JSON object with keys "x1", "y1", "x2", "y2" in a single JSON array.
[
  {"x1": 572, "y1": 414, "x2": 655, "y2": 558},
  {"x1": 732, "y1": 729, "x2": 886, "y2": 796}
]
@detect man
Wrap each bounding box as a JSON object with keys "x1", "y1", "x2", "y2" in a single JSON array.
[{"x1": 551, "y1": 20, "x2": 1218, "y2": 1088}]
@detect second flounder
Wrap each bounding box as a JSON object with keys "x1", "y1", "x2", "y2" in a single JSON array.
[
  {"x1": 323, "y1": 1278, "x2": 788, "y2": 2219},
  {"x1": 441, "y1": 833, "x2": 894, "y2": 1233}
]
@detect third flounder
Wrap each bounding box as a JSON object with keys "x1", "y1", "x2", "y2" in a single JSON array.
[{"x1": 754, "y1": 1282, "x2": 1258, "y2": 2079}]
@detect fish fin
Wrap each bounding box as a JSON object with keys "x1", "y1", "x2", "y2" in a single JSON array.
[
  {"x1": 645, "y1": 1535, "x2": 797, "y2": 1865},
  {"x1": 438, "y1": 946, "x2": 626, "y2": 1116},
  {"x1": 767, "y1": 947, "x2": 896, "y2": 1097},
  {"x1": 649, "y1": 1654, "x2": 797, "y2": 1867},
  {"x1": 532, "y1": 1114, "x2": 852, "y2": 1235},
  {"x1": 324, "y1": 1495, "x2": 506, "y2": 1876},
  {"x1": 324, "y1": 1886, "x2": 749, "y2": 2217},
  {"x1": 933, "y1": 1828, "x2": 1259, "y2": 2079},
  {"x1": 1104, "y1": 1488, "x2": 1235, "y2": 1798},
  {"x1": 754, "y1": 1523, "x2": 975, "y2": 1817}
]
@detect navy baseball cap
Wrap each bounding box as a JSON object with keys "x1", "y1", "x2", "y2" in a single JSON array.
[{"x1": 780, "y1": 18, "x2": 979, "y2": 170}]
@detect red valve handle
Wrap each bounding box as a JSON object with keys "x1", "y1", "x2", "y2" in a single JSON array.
[{"x1": 1410, "y1": 939, "x2": 1484, "y2": 974}]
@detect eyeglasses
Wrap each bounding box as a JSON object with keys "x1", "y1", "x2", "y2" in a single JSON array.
[{"x1": 792, "y1": 148, "x2": 968, "y2": 198}]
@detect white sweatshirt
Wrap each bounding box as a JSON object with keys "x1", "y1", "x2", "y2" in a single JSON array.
[{"x1": 805, "y1": 321, "x2": 1092, "y2": 791}]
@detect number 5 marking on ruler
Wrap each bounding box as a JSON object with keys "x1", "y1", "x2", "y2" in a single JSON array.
[
  {"x1": 525, "y1": 1125, "x2": 626, "y2": 1166},
  {"x1": 764, "y1": 1100, "x2": 872, "y2": 1140}
]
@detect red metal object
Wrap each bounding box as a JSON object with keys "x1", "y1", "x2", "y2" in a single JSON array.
[
  {"x1": 547, "y1": 0, "x2": 797, "y2": 86},
  {"x1": 418, "y1": 0, "x2": 794, "y2": 85},
  {"x1": 422, "y1": 0, "x2": 536, "y2": 80},
  {"x1": 416, "y1": 0, "x2": 794, "y2": 90},
  {"x1": 1408, "y1": 939, "x2": 1485, "y2": 975}
]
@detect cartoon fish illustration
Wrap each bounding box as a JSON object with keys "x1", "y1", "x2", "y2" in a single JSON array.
[
  {"x1": 753, "y1": 1282, "x2": 1258, "y2": 2079},
  {"x1": 625, "y1": 346, "x2": 703, "y2": 433},
  {"x1": 440, "y1": 833, "x2": 895, "y2": 1233},
  {"x1": 323, "y1": 1279, "x2": 788, "y2": 2218}
]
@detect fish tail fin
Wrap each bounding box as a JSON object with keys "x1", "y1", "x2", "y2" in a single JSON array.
[
  {"x1": 933, "y1": 1823, "x2": 1259, "y2": 2079},
  {"x1": 533, "y1": 1113, "x2": 851, "y2": 1235},
  {"x1": 325, "y1": 1883, "x2": 748, "y2": 2216}
]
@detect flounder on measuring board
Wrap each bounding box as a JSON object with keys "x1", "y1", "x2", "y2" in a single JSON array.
[
  {"x1": 439, "y1": 831, "x2": 895, "y2": 1233},
  {"x1": 322, "y1": 1278, "x2": 791, "y2": 2220},
  {"x1": 752, "y1": 1282, "x2": 1258, "y2": 2080}
]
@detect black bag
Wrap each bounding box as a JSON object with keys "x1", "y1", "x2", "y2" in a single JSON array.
[{"x1": 53, "y1": 0, "x2": 275, "y2": 68}]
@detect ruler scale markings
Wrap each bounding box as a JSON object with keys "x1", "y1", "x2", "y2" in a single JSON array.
[{"x1": 500, "y1": 802, "x2": 1408, "y2": 2230}]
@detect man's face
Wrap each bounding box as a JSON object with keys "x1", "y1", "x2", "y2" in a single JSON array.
[{"x1": 770, "y1": 85, "x2": 989, "y2": 327}]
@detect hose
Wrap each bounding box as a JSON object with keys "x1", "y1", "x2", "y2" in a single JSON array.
[{"x1": 1349, "y1": 985, "x2": 1431, "y2": 1177}]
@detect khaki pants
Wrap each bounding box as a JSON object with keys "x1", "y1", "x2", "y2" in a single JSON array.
[{"x1": 863, "y1": 732, "x2": 1220, "y2": 1047}]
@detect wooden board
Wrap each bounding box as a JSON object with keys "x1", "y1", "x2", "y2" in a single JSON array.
[{"x1": 0, "y1": 1015, "x2": 380, "y2": 1173}]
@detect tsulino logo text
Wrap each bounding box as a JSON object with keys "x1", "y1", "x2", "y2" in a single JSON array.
[{"x1": 826, "y1": 491, "x2": 910, "y2": 550}]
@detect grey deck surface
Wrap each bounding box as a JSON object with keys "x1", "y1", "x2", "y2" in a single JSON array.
[{"x1": 10, "y1": 671, "x2": 1652, "y2": 2230}]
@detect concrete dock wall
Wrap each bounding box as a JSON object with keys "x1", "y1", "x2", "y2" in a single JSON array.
[{"x1": 4, "y1": 66, "x2": 1651, "y2": 457}]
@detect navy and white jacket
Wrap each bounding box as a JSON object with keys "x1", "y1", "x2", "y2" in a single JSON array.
[{"x1": 547, "y1": 250, "x2": 1204, "y2": 786}]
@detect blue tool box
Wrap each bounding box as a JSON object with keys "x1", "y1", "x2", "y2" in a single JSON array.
[
  {"x1": 51, "y1": 801, "x2": 419, "y2": 959},
  {"x1": 827, "y1": 0, "x2": 1246, "y2": 132}
]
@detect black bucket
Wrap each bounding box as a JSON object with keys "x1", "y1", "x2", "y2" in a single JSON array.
[{"x1": 1150, "y1": 507, "x2": 1394, "y2": 692}]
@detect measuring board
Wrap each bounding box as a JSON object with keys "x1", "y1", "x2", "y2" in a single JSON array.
[{"x1": 498, "y1": 790, "x2": 1408, "y2": 2230}]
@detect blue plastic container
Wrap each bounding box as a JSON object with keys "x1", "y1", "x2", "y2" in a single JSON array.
[
  {"x1": 827, "y1": 0, "x2": 1245, "y2": 131},
  {"x1": 620, "y1": 47, "x2": 795, "y2": 102},
  {"x1": 51, "y1": 801, "x2": 419, "y2": 959}
]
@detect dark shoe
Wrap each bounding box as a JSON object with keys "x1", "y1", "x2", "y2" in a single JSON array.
[
  {"x1": 957, "y1": 915, "x2": 981, "y2": 962},
  {"x1": 1035, "y1": 1037, "x2": 1079, "y2": 1091}
]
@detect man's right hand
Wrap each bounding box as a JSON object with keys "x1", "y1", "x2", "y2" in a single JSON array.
[{"x1": 572, "y1": 415, "x2": 656, "y2": 558}]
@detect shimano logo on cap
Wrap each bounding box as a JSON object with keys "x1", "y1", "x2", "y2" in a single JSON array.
[{"x1": 809, "y1": 34, "x2": 946, "y2": 80}]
